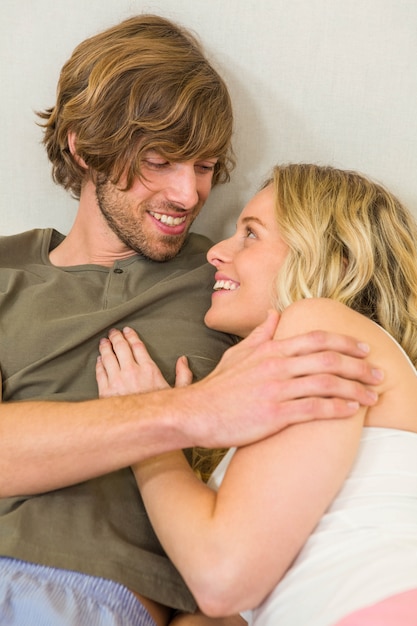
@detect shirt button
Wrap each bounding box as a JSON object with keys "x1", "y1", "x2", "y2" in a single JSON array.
[{"x1": 113, "y1": 268, "x2": 124, "y2": 274}]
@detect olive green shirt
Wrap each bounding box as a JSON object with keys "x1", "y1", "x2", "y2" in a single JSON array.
[{"x1": 0, "y1": 228, "x2": 236, "y2": 611}]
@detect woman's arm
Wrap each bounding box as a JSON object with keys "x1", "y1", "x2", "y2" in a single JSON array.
[
  {"x1": 169, "y1": 611, "x2": 247, "y2": 625},
  {"x1": 132, "y1": 300, "x2": 381, "y2": 617},
  {"x1": 1, "y1": 309, "x2": 381, "y2": 497}
]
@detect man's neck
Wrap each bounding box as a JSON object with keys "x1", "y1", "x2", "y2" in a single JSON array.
[{"x1": 49, "y1": 181, "x2": 137, "y2": 267}]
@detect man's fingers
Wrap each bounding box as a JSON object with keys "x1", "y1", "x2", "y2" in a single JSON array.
[
  {"x1": 268, "y1": 350, "x2": 383, "y2": 387},
  {"x1": 275, "y1": 329, "x2": 371, "y2": 359},
  {"x1": 241, "y1": 310, "x2": 280, "y2": 350},
  {"x1": 272, "y1": 396, "x2": 364, "y2": 429},
  {"x1": 271, "y1": 373, "x2": 378, "y2": 407},
  {"x1": 211, "y1": 310, "x2": 281, "y2": 372}
]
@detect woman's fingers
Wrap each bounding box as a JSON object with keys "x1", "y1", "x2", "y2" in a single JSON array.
[
  {"x1": 175, "y1": 356, "x2": 193, "y2": 387},
  {"x1": 97, "y1": 327, "x2": 172, "y2": 394},
  {"x1": 121, "y1": 327, "x2": 156, "y2": 364}
]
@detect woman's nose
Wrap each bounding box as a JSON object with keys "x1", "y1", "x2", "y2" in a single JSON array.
[{"x1": 207, "y1": 237, "x2": 233, "y2": 267}]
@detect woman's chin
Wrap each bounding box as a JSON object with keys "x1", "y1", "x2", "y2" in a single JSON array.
[
  {"x1": 204, "y1": 310, "x2": 229, "y2": 333},
  {"x1": 204, "y1": 310, "x2": 219, "y2": 330}
]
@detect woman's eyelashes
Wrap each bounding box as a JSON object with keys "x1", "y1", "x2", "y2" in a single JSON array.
[{"x1": 242, "y1": 224, "x2": 257, "y2": 240}]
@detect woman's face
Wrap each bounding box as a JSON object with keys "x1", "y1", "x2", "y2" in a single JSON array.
[{"x1": 205, "y1": 184, "x2": 289, "y2": 337}]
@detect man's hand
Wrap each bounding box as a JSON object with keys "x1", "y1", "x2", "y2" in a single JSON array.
[
  {"x1": 0, "y1": 312, "x2": 382, "y2": 496},
  {"x1": 94, "y1": 311, "x2": 381, "y2": 452},
  {"x1": 180, "y1": 310, "x2": 381, "y2": 449}
]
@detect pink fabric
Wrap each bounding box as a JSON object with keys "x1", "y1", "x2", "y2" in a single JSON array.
[{"x1": 334, "y1": 588, "x2": 417, "y2": 625}]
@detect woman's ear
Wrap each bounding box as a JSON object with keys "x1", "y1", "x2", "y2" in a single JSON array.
[{"x1": 67, "y1": 131, "x2": 88, "y2": 169}]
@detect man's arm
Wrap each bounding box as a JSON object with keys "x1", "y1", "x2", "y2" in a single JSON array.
[{"x1": 0, "y1": 311, "x2": 381, "y2": 497}]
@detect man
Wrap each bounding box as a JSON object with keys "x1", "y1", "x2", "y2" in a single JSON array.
[{"x1": 0, "y1": 14, "x2": 380, "y2": 625}]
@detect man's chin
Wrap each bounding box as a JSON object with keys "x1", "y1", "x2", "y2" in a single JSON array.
[
  {"x1": 149, "y1": 251, "x2": 181, "y2": 262},
  {"x1": 138, "y1": 241, "x2": 185, "y2": 262},
  {"x1": 155, "y1": 233, "x2": 190, "y2": 260}
]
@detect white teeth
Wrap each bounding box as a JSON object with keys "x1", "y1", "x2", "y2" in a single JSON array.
[
  {"x1": 150, "y1": 211, "x2": 187, "y2": 226},
  {"x1": 213, "y1": 280, "x2": 238, "y2": 291}
]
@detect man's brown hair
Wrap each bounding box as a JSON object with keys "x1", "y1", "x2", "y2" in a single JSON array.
[{"x1": 38, "y1": 14, "x2": 234, "y2": 198}]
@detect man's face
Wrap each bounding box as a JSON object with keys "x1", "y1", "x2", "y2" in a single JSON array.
[{"x1": 96, "y1": 151, "x2": 218, "y2": 261}]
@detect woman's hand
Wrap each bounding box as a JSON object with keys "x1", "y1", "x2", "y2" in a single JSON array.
[{"x1": 96, "y1": 327, "x2": 193, "y2": 397}]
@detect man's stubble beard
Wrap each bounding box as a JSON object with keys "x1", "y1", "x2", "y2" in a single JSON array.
[{"x1": 95, "y1": 177, "x2": 194, "y2": 262}]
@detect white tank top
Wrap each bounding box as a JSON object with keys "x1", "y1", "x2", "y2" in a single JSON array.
[{"x1": 209, "y1": 427, "x2": 417, "y2": 625}]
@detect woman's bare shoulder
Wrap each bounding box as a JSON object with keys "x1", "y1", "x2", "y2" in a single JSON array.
[
  {"x1": 277, "y1": 299, "x2": 417, "y2": 432},
  {"x1": 276, "y1": 298, "x2": 371, "y2": 338}
]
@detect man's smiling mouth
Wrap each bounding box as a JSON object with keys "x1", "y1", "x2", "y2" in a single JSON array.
[{"x1": 149, "y1": 211, "x2": 187, "y2": 226}]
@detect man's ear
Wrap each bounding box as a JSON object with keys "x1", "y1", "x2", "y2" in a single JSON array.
[{"x1": 68, "y1": 131, "x2": 88, "y2": 169}]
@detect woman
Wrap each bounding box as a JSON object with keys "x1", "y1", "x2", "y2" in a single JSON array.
[{"x1": 97, "y1": 164, "x2": 417, "y2": 625}]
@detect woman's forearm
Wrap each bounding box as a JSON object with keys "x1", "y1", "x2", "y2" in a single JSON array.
[
  {"x1": 169, "y1": 610, "x2": 247, "y2": 625},
  {"x1": 133, "y1": 452, "x2": 242, "y2": 617}
]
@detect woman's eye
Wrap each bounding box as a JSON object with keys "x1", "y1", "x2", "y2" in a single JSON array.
[{"x1": 245, "y1": 227, "x2": 256, "y2": 239}]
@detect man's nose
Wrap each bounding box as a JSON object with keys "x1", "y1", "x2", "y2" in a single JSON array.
[{"x1": 166, "y1": 164, "x2": 199, "y2": 209}]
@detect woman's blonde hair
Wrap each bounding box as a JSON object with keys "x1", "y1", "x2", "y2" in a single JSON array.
[
  {"x1": 37, "y1": 14, "x2": 234, "y2": 199},
  {"x1": 263, "y1": 163, "x2": 417, "y2": 366}
]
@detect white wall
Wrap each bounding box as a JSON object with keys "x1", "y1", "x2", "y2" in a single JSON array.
[{"x1": 2, "y1": 0, "x2": 416, "y2": 241}]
